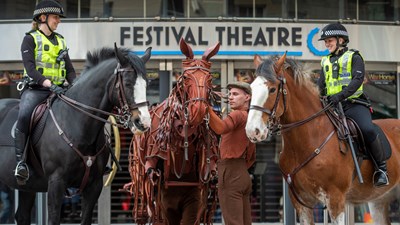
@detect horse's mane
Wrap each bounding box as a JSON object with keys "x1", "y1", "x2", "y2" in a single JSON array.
[
  {"x1": 78, "y1": 47, "x2": 147, "y2": 79},
  {"x1": 256, "y1": 55, "x2": 319, "y2": 94}
]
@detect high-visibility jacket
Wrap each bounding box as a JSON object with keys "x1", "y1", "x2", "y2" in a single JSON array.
[
  {"x1": 25, "y1": 30, "x2": 67, "y2": 85},
  {"x1": 321, "y1": 50, "x2": 363, "y2": 98}
]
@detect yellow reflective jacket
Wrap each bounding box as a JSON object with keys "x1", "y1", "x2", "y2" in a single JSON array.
[{"x1": 321, "y1": 50, "x2": 363, "y2": 98}]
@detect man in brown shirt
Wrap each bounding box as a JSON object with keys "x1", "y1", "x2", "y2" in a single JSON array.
[{"x1": 208, "y1": 81, "x2": 256, "y2": 225}]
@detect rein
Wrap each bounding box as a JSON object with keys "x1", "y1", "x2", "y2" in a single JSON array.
[
  {"x1": 250, "y1": 75, "x2": 334, "y2": 135},
  {"x1": 58, "y1": 64, "x2": 148, "y2": 129},
  {"x1": 170, "y1": 65, "x2": 213, "y2": 180},
  {"x1": 249, "y1": 71, "x2": 337, "y2": 209},
  {"x1": 48, "y1": 63, "x2": 148, "y2": 194}
]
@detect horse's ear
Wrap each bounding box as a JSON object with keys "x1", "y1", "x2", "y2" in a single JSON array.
[
  {"x1": 253, "y1": 54, "x2": 263, "y2": 68},
  {"x1": 114, "y1": 42, "x2": 129, "y2": 66},
  {"x1": 179, "y1": 38, "x2": 194, "y2": 59},
  {"x1": 274, "y1": 51, "x2": 287, "y2": 74},
  {"x1": 141, "y1": 47, "x2": 152, "y2": 64},
  {"x1": 202, "y1": 42, "x2": 220, "y2": 61}
]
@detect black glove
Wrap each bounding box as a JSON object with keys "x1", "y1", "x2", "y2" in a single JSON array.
[
  {"x1": 328, "y1": 94, "x2": 341, "y2": 105},
  {"x1": 49, "y1": 84, "x2": 65, "y2": 95}
]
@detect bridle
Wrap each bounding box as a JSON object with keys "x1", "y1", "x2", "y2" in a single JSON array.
[
  {"x1": 171, "y1": 64, "x2": 214, "y2": 180},
  {"x1": 249, "y1": 74, "x2": 287, "y2": 135},
  {"x1": 180, "y1": 65, "x2": 212, "y2": 106},
  {"x1": 47, "y1": 62, "x2": 149, "y2": 194},
  {"x1": 249, "y1": 73, "x2": 333, "y2": 135},
  {"x1": 248, "y1": 69, "x2": 335, "y2": 209},
  {"x1": 58, "y1": 63, "x2": 149, "y2": 129}
]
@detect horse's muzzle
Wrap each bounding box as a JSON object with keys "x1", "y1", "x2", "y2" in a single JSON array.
[{"x1": 130, "y1": 117, "x2": 149, "y2": 134}]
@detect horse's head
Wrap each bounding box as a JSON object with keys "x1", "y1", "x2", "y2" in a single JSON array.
[
  {"x1": 112, "y1": 44, "x2": 152, "y2": 134},
  {"x1": 176, "y1": 38, "x2": 220, "y2": 126},
  {"x1": 245, "y1": 53, "x2": 288, "y2": 142}
]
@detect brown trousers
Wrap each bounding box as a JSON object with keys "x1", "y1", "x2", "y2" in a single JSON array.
[
  {"x1": 161, "y1": 185, "x2": 201, "y2": 225},
  {"x1": 218, "y1": 158, "x2": 252, "y2": 225}
]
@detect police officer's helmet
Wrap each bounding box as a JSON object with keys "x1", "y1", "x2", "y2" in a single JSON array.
[
  {"x1": 319, "y1": 23, "x2": 349, "y2": 43},
  {"x1": 33, "y1": 0, "x2": 65, "y2": 22}
]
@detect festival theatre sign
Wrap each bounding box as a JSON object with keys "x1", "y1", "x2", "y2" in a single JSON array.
[{"x1": 1, "y1": 22, "x2": 399, "y2": 62}]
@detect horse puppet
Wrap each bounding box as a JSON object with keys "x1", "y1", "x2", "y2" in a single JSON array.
[
  {"x1": 125, "y1": 38, "x2": 220, "y2": 225},
  {"x1": 245, "y1": 53, "x2": 400, "y2": 225},
  {"x1": 0, "y1": 44, "x2": 152, "y2": 225}
]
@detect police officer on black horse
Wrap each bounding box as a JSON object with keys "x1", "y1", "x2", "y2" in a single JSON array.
[
  {"x1": 317, "y1": 23, "x2": 389, "y2": 187},
  {"x1": 15, "y1": 0, "x2": 76, "y2": 185}
]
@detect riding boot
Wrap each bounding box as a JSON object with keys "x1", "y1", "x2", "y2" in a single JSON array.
[
  {"x1": 369, "y1": 136, "x2": 389, "y2": 187},
  {"x1": 14, "y1": 128, "x2": 29, "y2": 185}
]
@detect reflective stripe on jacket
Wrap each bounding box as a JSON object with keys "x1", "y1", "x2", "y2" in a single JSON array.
[
  {"x1": 321, "y1": 50, "x2": 363, "y2": 98},
  {"x1": 25, "y1": 30, "x2": 67, "y2": 85}
]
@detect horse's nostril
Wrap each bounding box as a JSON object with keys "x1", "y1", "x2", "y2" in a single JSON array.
[
  {"x1": 255, "y1": 128, "x2": 260, "y2": 136},
  {"x1": 134, "y1": 118, "x2": 142, "y2": 127}
]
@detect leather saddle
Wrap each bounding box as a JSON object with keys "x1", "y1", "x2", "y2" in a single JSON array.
[{"x1": 333, "y1": 113, "x2": 391, "y2": 161}]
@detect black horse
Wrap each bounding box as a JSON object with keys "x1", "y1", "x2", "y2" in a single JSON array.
[{"x1": 0, "y1": 45, "x2": 152, "y2": 225}]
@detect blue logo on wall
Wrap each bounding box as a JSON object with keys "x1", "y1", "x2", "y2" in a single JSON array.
[{"x1": 307, "y1": 27, "x2": 329, "y2": 56}]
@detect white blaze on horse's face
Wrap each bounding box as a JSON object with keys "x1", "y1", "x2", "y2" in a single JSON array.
[
  {"x1": 245, "y1": 76, "x2": 269, "y2": 142},
  {"x1": 131, "y1": 75, "x2": 151, "y2": 134}
]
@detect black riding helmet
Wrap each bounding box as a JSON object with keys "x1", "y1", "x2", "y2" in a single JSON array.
[
  {"x1": 319, "y1": 23, "x2": 349, "y2": 47},
  {"x1": 33, "y1": 0, "x2": 65, "y2": 22}
]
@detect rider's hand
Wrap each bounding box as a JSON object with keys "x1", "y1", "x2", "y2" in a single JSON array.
[
  {"x1": 328, "y1": 94, "x2": 341, "y2": 105},
  {"x1": 50, "y1": 84, "x2": 66, "y2": 95},
  {"x1": 42, "y1": 79, "x2": 52, "y2": 88}
]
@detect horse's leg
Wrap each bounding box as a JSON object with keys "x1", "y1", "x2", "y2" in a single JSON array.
[
  {"x1": 295, "y1": 205, "x2": 314, "y2": 225},
  {"x1": 15, "y1": 191, "x2": 36, "y2": 225},
  {"x1": 80, "y1": 177, "x2": 103, "y2": 225},
  {"x1": 368, "y1": 200, "x2": 391, "y2": 225},
  {"x1": 47, "y1": 178, "x2": 67, "y2": 225},
  {"x1": 326, "y1": 194, "x2": 346, "y2": 225}
]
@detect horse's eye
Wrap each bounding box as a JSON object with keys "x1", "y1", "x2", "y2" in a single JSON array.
[{"x1": 269, "y1": 87, "x2": 276, "y2": 93}]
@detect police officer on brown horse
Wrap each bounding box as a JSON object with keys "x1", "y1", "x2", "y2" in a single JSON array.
[
  {"x1": 317, "y1": 23, "x2": 388, "y2": 187},
  {"x1": 15, "y1": 0, "x2": 76, "y2": 184}
]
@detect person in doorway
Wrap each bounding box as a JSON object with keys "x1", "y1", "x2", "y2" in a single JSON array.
[
  {"x1": 15, "y1": 0, "x2": 76, "y2": 184},
  {"x1": 208, "y1": 81, "x2": 256, "y2": 225},
  {"x1": 317, "y1": 23, "x2": 388, "y2": 187}
]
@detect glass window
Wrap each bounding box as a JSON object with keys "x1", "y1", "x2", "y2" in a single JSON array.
[
  {"x1": 365, "y1": 71, "x2": 397, "y2": 119},
  {"x1": 0, "y1": 1, "x2": 35, "y2": 19},
  {"x1": 359, "y1": 0, "x2": 397, "y2": 21},
  {"x1": 0, "y1": 71, "x2": 23, "y2": 99},
  {"x1": 228, "y1": 0, "x2": 284, "y2": 18},
  {"x1": 190, "y1": 0, "x2": 225, "y2": 17},
  {"x1": 82, "y1": 0, "x2": 144, "y2": 18},
  {"x1": 147, "y1": 69, "x2": 160, "y2": 106},
  {"x1": 147, "y1": 0, "x2": 184, "y2": 17},
  {"x1": 286, "y1": 0, "x2": 356, "y2": 20}
]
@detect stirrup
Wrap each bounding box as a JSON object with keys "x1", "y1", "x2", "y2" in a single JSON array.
[
  {"x1": 373, "y1": 169, "x2": 389, "y2": 187},
  {"x1": 14, "y1": 162, "x2": 29, "y2": 185}
]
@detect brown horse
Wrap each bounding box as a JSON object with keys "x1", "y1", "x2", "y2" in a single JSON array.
[
  {"x1": 245, "y1": 53, "x2": 400, "y2": 225},
  {"x1": 125, "y1": 38, "x2": 220, "y2": 225}
]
